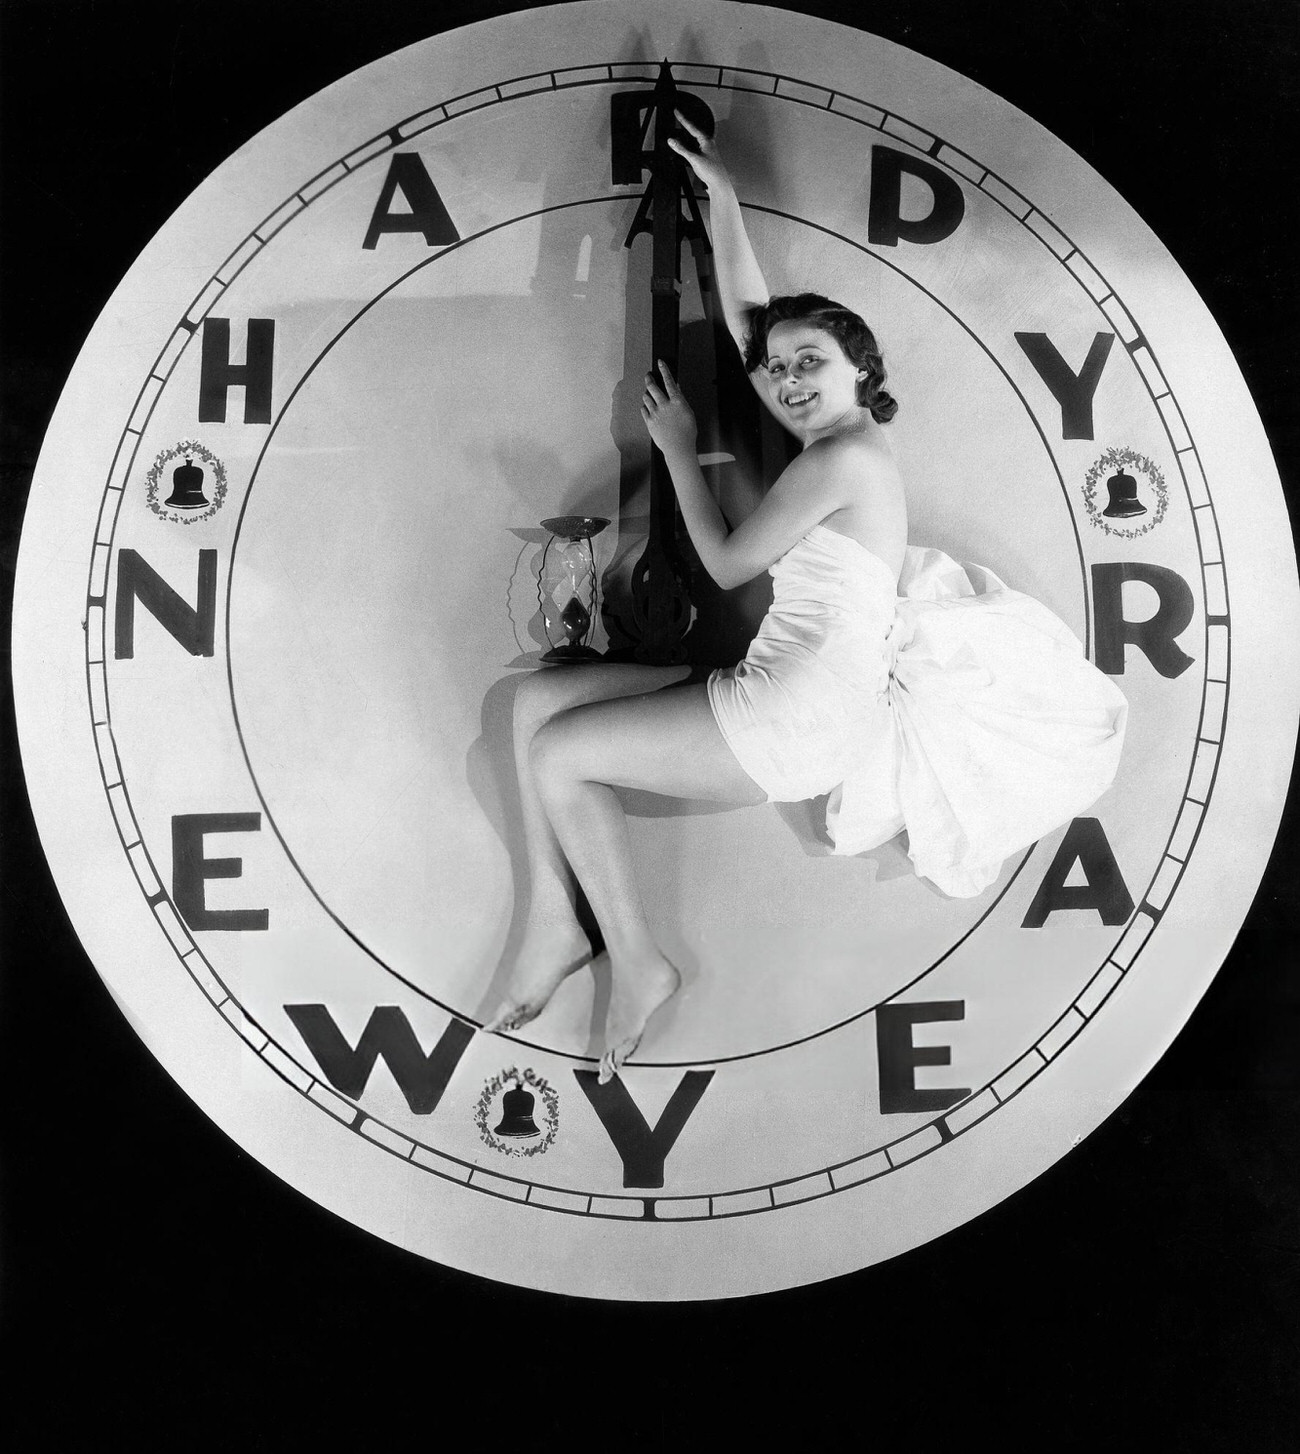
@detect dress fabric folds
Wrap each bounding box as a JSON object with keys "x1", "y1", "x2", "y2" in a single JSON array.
[{"x1": 706, "y1": 524, "x2": 1128, "y2": 898}]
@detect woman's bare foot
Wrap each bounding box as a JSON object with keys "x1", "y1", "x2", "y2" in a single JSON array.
[
  {"x1": 483, "y1": 920, "x2": 593, "y2": 1034},
  {"x1": 597, "y1": 950, "x2": 681, "y2": 1083}
]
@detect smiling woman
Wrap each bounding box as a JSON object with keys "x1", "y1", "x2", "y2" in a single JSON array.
[
  {"x1": 747, "y1": 294, "x2": 899, "y2": 429},
  {"x1": 486, "y1": 111, "x2": 1128, "y2": 1080}
]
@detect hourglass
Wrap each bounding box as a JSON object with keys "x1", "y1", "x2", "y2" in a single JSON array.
[{"x1": 537, "y1": 516, "x2": 610, "y2": 663}]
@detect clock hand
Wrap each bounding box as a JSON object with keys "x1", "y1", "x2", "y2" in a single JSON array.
[{"x1": 609, "y1": 60, "x2": 717, "y2": 665}]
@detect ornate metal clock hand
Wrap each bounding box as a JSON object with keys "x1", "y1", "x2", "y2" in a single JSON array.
[{"x1": 609, "y1": 61, "x2": 715, "y2": 664}]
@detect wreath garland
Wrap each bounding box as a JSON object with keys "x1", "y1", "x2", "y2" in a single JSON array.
[
  {"x1": 1082, "y1": 445, "x2": 1168, "y2": 539},
  {"x1": 473, "y1": 1066, "x2": 560, "y2": 1158},
  {"x1": 144, "y1": 439, "x2": 229, "y2": 525}
]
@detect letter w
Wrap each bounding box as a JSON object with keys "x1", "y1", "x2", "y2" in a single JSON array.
[{"x1": 285, "y1": 1005, "x2": 472, "y2": 1114}]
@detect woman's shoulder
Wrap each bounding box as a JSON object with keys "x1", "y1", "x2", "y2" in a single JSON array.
[{"x1": 805, "y1": 428, "x2": 902, "y2": 492}]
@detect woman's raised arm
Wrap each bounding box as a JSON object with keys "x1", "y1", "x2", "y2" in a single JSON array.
[{"x1": 669, "y1": 112, "x2": 768, "y2": 356}]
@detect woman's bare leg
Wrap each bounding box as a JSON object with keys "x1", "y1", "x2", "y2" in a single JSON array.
[
  {"x1": 529, "y1": 683, "x2": 765, "y2": 1078},
  {"x1": 484, "y1": 661, "x2": 691, "y2": 1032}
]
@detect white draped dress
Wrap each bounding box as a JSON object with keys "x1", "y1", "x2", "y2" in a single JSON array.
[{"x1": 706, "y1": 523, "x2": 1128, "y2": 897}]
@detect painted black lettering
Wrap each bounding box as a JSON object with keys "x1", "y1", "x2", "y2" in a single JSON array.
[
  {"x1": 361, "y1": 153, "x2": 460, "y2": 250},
  {"x1": 1014, "y1": 331, "x2": 1114, "y2": 439},
  {"x1": 115, "y1": 549, "x2": 217, "y2": 659},
  {"x1": 609, "y1": 90, "x2": 715, "y2": 184},
  {"x1": 1092, "y1": 562, "x2": 1195, "y2": 678},
  {"x1": 198, "y1": 317, "x2": 275, "y2": 423},
  {"x1": 286, "y1": 1006, "x2": 473, "y2": 1113},
  {"x1": 1022, "y1": 816, "x2": 1135, "y2": 927},
  {"x1": 867, "y1": 144, "x2": 965, "y2": 247},
  {"x1": 574, "y1": 1069, "x2": 713, "y2": 1188},
  {"x1": 172, "y1": 812, "x2": 269, "y2": 931},
  {"x1": 876, "y1": 1002, "x2": 970, "y2": 1114}
]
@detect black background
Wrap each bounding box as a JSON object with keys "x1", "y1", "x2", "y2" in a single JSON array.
[{"x1": 2, "y1": 0, "x2": 1296, "y2": 1446}]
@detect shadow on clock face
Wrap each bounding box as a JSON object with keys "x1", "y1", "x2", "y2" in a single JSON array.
[{"x1": 228, "y1": 200, "x2": 1089, "y2": 1064}]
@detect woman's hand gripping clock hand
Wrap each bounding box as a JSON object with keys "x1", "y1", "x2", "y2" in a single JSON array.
[
  {"x1": 640, "y1": 361, "x2": 741, "y2": 589},
  {"x1": 640, "y1": 360, "x2": 697, "y2": 462},
  {"x1": 667, "y1": 108, "x2": 733, "y2": 196}
]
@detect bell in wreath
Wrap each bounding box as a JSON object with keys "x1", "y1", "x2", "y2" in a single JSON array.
[
  {"x1": 165, "y1": 455, "x2": 209, "y2": 509},
  {"x1": 1101, "y1": 467, "x2": 1146, "y2": 519},
  {"x1": 493, "y1": 1079, "x2": 541, "y2": 1139}
]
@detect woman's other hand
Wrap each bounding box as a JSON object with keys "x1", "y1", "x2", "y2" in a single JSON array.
[
  {"x1": 668, "y1": 110, "x2": 732, "y2": 195},
  {"x1": 640, "y1": 361, "x2": 697, "y2": 459}
]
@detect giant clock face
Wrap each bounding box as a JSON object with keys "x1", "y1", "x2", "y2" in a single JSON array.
[{"x1": 11, "y1": 0, "x2": 1297, "y2": 1299}]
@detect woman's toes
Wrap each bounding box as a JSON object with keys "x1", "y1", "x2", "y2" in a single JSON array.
[
  {"x1": 597, "y1": 1035, "x2": 641, "y2": 1084},
  {"x1": 484, "y1": 944, "x2": 597, "y2": 1036},
  {"x1": 483, "y1": 1002, "x2": 529, "y2": 1034}
]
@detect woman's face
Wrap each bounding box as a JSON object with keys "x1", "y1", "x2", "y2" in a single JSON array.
[{"x1": 760, "y1": 321, "x2": 867, "y2": 436}]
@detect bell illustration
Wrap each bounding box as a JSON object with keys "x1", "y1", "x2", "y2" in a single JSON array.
[
  {"x1": 165, "y1": 456, "x2": 209, "y2": 509},
  {"x1": 493, "y1": 1080, "x2": 541, "y2": 1139},
  {"x1": 1101, "y1": 467, "x2": 1145, "y2": 519}
]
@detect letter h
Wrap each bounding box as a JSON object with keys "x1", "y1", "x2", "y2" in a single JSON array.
[{"x1": 199, "y1": 317, "x2": 275, "y2": 423}]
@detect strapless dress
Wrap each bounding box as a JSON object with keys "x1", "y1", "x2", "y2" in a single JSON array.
[{"x1": 706, "y1": 524, "x2": 1128, "y2": 897}]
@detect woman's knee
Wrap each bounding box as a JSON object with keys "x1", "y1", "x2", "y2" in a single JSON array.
[
  {"x1": 528, "y1": 711, "x2": 583, "y2": 786},
  {"x1": 513, "y1": 667, "x2": 581, "y2": 740}
]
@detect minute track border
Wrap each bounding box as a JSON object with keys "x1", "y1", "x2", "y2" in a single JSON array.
[{"x1": 80, "y1": 58, "x2": 1229, "y2": 1219}]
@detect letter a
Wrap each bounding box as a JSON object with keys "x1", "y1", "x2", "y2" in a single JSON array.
[
  {"x1": 1022, "y1": 817, "x2": 1135, "y2": 927},
  {"x1": 362, "y1": 153, "x2": 460, "y2": 250}
]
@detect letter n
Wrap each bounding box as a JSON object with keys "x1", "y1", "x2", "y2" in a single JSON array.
[{"x1": 115, "y1": 549, "x2": 217, "y2": 658}]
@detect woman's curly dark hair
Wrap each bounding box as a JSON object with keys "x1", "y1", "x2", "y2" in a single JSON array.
[{"x1": 743, "y1": 292, "x2": 898, "y2": 424}]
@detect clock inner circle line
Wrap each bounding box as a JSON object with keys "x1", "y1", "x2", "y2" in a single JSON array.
[{"x1": 225, "y1": 196, "x2": 1085, "y2": 1067}]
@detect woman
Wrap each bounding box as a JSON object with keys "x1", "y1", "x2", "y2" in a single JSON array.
[{"x1": 485, "y1": 113, "x2": 1126, "y2": 1081}]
